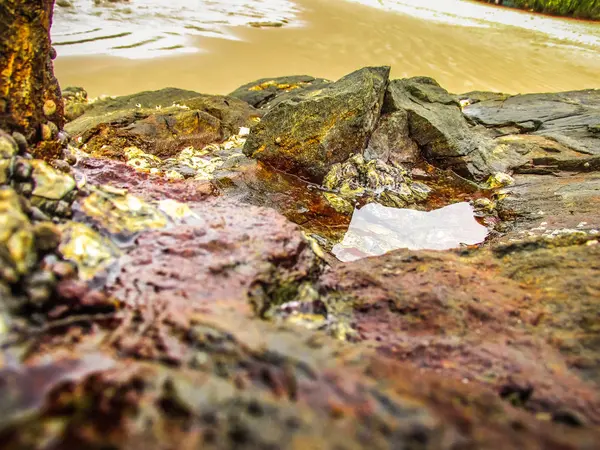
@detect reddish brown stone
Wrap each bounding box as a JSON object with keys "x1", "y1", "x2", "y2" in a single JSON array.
[
  {"x1": 319, "y1": 237, "x2": 600, "y2": 425},
  {"x1": 0, "y1": 0, "x2": 64, "y2": 144}
]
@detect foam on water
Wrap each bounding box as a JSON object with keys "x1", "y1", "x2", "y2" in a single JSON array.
[
  {"x1": 52, "y1": 0, "x2": 300, "y2": 58},
  {"x1": 332, "y1": 202, "x2": 488, "y2": 262}
]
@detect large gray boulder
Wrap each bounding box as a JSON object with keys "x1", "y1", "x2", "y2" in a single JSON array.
[
  {"x1": 384, "y1": 77, "x2": 494, "y2": 179},
  {"x1": 243, "y1": 67, "x2": 390, "y2": 182},
  {"x1": 463, "y1": 90, "x2": 600, "y2": 156}
]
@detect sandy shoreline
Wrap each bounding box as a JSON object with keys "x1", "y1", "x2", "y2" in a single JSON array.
[{"x1": 53, "y1": 0, "x2": 600, "y2": 97}]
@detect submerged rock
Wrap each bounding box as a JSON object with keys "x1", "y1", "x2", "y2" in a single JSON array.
[
  {"x1": 243, "y1": 67, "x2": 390, "y2": 182},
  {"x1": 332, "y1": 202, "x2": 488, "y2": 262}
]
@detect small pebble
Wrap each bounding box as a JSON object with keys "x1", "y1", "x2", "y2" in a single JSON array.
[
  {"x1": 11, "y1": 132, "x2": 28, "y2": 154},
  {"x1": 40, "y1": 124, "x2": 53, "y2": 141},
  {"x1": 54, "y1": 200, "x2": 72, "y2": 217},
  {"x1": 43, "y1": 100, "x2": 57, "y2": 117},
  {"x1": 52, "y1": 261, "x2": 76, "y2": 279},
  {"x1": 13, "y1": 158, "x2": 33, "y2": 180},
  {"x1": 63, "y1": 147, "x2": 77, "y2": 165},
  {"x1": 52, "y1": 159, "x2": 72, "y2": 173}
]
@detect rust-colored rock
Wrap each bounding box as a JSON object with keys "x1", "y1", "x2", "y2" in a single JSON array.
[
  {"x1": 0, "y1": 0, "x2": 63, "y2": 144},
  {"x1": 319, "y1": 235, "x2": 600, "y2": 425}
]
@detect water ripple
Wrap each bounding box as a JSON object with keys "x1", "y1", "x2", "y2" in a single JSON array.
[{"x1": 52, "y1": 0, "x2": 301, "y2": 59}]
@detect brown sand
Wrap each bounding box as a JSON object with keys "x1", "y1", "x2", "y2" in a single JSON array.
[{"x1": 53, "y1": 0, "x2": 600, "y2": 97}]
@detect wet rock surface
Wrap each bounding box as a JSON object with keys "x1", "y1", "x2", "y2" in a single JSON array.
[{"x1": 1, "y1": 65, "x2": 600, "y2": 449}]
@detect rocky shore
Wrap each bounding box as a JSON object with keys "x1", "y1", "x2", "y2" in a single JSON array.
[{"x1": 1, "y1": 3, "x2": 600, "y2": 449}]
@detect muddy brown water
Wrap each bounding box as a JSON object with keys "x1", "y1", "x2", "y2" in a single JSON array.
[{"x1": 53, "y1": 0, "x2": 600, "y2": 98}]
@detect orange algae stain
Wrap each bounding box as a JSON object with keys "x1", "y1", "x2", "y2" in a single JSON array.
[
  {"x1": 251, "y1": 144, "x2": 267, "y2": 157},
  {"x1": 248, "y1": 80, "x2": 308, "y2": 92}
]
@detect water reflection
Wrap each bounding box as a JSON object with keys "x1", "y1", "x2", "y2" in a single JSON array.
[{"x1": 332, "y1": 202, "x2": 488, "y2": 262}]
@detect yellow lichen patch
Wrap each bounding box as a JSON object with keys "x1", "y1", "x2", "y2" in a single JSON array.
[
  {"x1": 81, "y1": 186, "x2": 167, "y2": 235},
  {"x1": 302, "y1": 232, "x2": 327, "y2": 261},
  {"x1": 248, "y1": 80, "x2": 308, "y2": 92},
  {"x1": 323, "y1": 192, "x2": 354, "y2": 215},
  {"x1": 165, "y1": 170, "x2": 184, "y2": 181},
  {"x1": 250, "y1": 144, "x2": 267, "y2": 158},
  {"x1": 0, "y1": 188, "x2": 36, "y2": 277},
  {"x1": 486, "y1": 172, "x2": 515, "y2": 189},
  {"x1": 285, "y1": 313, "x2": 328, "y2": 330},
  {"x1": 58, "y1": 222, "x2": 119, "y2": 281},
  {"x1": 123, "y1": 146, "x2": 161, "y2": 171},
  {"x1": 30, "y1": 160, "x2": 76, "y2": 200},
  {"x1": 157, "y1": 199, "x2": 197, "y2": 221}
]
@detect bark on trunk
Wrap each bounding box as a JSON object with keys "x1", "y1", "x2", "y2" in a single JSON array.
[{"x1": 0, "y1": 0, "x2": 63, "y2": 154}]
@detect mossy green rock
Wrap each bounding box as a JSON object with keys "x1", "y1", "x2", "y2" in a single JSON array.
[{"x1": 243, "y1": 67, "x2": 390, "y2": 182}]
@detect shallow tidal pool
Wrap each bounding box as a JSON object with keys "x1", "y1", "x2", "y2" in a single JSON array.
[{"x1": 332, "y1": 202, "x2": 489, "y2": 262}]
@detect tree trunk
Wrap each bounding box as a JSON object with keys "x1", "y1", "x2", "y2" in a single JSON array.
[{"x1": 0, "y1": 0, "x2": 63, "y2": 155}]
